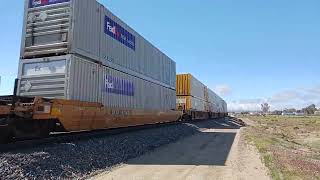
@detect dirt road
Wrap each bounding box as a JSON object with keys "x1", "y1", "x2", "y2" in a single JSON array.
[{"x1": 92, "y1": 120, "x2": 270, "y2": 180}]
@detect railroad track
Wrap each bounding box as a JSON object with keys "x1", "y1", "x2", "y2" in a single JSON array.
[
  {"x1": 0, "y1": 120, "x2": 183, "y2": 153},
  {"x1": 228, "y1": 117, "x2": 247, "y2": 126},
  {"x1": 0, "y1": 117, "x2": 245, "y2": 153}
]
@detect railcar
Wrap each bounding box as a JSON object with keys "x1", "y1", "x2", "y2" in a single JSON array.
[
  {"x1": 176, "y1": 74, "x2": 228, "y2": 120},
  {"x1": 0, "y1": 74, "x2": 228, "y2": 143},
  {"x1": 0, "y1": 0, "x2": 228, "y2": 143},
  {"x1": 0, "y1": 94, "x2": 182, "y2": 143}
]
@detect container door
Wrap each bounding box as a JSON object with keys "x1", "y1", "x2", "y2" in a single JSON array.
[
  {"x1": 176, "y1": 97, "x2": 187, "y2": 111},
  {"x1": 18, "y1": 56, "x2": 69, "y2": 99},
  {"x1": 68, "y1": 56, "x2": 101, "y2": 103},
  {"x1": 22, "y1": 0, "x2": 71, "y2": 58}
]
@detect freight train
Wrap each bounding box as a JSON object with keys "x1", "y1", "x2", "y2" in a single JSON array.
[
  {"x1": 0, "y1": 0, "x2": 227, "y2": 143},
  {"x1": 176, "y1": 74, "x2": 228, "y2": 120}
]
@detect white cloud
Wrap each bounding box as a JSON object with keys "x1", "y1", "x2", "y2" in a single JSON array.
[
  {"x1": 302, "y1": 93, "x2": 320, "y2": 101},
  {"x1": 228, "y1": 101, "x2": 262, "y2": 112},
  {"x1": 0, "y1": 75, "x2": 16, "y2": 95},
  {"x1": 268, "y1": 90, "x2": 301, "y2": 103},
  {"x1": 215, "y1": 84, "x2": 231, "y2": 96},
  {"x1": 238, "y1": 98, "x2": 265, "y2": 104},
  {"x1": 304, "y1": 85, "x2": 320, "y2": 95},
  {"x1": 228, "y1": 84, "x2": 320, "y2": 112}
]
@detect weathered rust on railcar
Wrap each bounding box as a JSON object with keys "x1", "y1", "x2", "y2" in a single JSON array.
[
  {"x1": 0, "y1": 96, "x2": 183, "y2": 143},
  {"x1": 0, "y1": 106, "x2": 11, "y2": 116},
  {"x1": 48, "y1": 99, "x2": 182, "y2": 132}
]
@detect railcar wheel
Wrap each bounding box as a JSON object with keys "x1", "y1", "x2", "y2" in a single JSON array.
[
  {"x1": 0, "y1": 128, "x2": 14, "y2": 144},
  {"x1": 37, "y1": 124, "x2": 51, "y2": 137},
  {"x1": 0, "y1": 118, "x2": 14, "y2": 144},
  {"x1": 13, "y1": 119, "x2": 52, "y2": 139},
  {"x1": 182, "y1": 114, "x2": 192, "y2": 121},
  {"x1": 0, "y1": 133, "x2": 13, "y2": 144}
]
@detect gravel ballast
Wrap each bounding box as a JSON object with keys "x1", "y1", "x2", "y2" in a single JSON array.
[{"x1": 0, "y1": 118, "x2": 237, "y2": 180}]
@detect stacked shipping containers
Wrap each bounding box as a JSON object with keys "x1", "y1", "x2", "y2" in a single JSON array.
[
  {"x1": 18, "y1": 0, "x2": 176, "y2": 111},
  {"x1": 176, "y1": 74, "x2": 206, "y2": 112},
  {"x1": 176, "y1": 74, "x2": 227, "y2": 118}
]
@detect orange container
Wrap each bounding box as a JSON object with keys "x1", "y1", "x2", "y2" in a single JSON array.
[
  {"x1": 176, "y1": 73, "x2": 227, "y2": 114},
  {"x1": 176, "y1": 74, "x2": 206, "y2": 100},
  {"x1": 176, "y1": 74, "x2": 191, "y2": 96}
]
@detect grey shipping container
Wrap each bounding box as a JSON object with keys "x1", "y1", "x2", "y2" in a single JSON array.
[
  {"x1": 21, "y1": 0, "x2": 176, "y2": 89},
  {"x1": 207, "y1": 87, "x2": 224, "y2": 112},
  {"x1": 189, "y1": 75, "x2": 207, "y2": 101},
  {"x1": 17, "y1": 54, "x2": 176, "y2": 111},
  {"x1": 176, "y1": 96, "x2": 207, "y2": 112}
]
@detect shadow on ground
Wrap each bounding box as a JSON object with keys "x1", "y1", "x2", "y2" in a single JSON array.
[
  {"x1": 0, "y1": 117, "x2": 245, "y2": 179},
  {"x1": 191, "y1": 117, "x2": 244, "y2": 130},
  {"x1": 128, "y1": 131, "x2": 237, "y2": 166}
]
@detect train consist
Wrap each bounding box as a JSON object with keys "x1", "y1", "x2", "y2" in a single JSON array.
[
  {"x1": 0, "y1": 0, "x2": 227, "y2": 142},
  {"x1": 176, "y1": 74, "x2": 227, "y2": 120}
]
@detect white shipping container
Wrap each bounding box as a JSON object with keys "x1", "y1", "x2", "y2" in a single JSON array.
[
  {"x1": 189, "y1": 75, "x2": 206, "y2": 101},
  {"x1": 207, "y1": 88, "x2": 228, "y2": 113},
  {"x1": 21, "y1": 0, "x2": 176, "y2": 89},
  {"x1": 17, "y1": 55, "x2": 176, "y2": 111},
  {"x1": 188, "y1": 75, "x2": 227, "y2": 113},
  {"x1": 223, "y1": 101, "x2": 228, "y2": 113},
  {"x1": 190, "y1": 97, "x2": 206, "y2": 112},
  {"x1": 176, "y1": 96, "x2": 206, "y2": 112}
]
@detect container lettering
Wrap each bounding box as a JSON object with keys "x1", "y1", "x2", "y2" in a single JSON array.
[
  {"x1": 29, "y1": 0, "x2": 70, "y2": 8},
  {"x1": 104, "y1": 16, "x2": 136, "y2": 51},
  {"x1": 105, "y1": 75, "x2": 134, "y2": 96}
]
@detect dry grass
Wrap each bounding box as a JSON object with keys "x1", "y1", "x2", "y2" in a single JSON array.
[{"x1": 241, "y1": 115, "x2": 320, "y2": 180}]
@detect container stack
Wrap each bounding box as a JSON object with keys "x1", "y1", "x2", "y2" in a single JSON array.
[
  {"x1": 18, "y1": 0, "x2": 176, "y2": 111},
  {"x1": 176, "y1": 74, "x2": 227, "y2": 116}
]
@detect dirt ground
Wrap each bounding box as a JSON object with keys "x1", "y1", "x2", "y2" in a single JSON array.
[
  {"x1": 242, "y1": 115, "x2": 320, "y2": 180},
  {"x1": 91, "y1": 119, "x2": 270, "y2": 180}
]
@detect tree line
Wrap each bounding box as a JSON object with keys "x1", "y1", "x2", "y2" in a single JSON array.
[{"x1": 261, "y1": 103, "x2": 319, "y2": 115}]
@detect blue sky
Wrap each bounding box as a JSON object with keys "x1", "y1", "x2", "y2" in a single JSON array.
[{"x1": 0, "y1": 0, "x2": 320, "y2": 111}]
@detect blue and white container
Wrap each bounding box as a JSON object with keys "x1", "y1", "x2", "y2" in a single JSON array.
[
  {"x1": 17, "y1": 54, "x2": 176, "y2": 111},
  {"x1": 21, "y1": 0, "x2": 176, "y2": 90}
]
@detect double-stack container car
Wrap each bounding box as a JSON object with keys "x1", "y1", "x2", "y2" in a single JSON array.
[
  {"x1": 21, "y1": 0, "x2": 175, "y2": 89},
  {"x1": 176, "y1": 74, "x2": 227, "y2": 119},
  {"x1": 0, "y1": 0, "x2": 227, "y2": 143},
  {"x1": 19, "y1": 0, "x2": 176, "y2": 108},
  {"x1": 0, "y1": 0, "x2": 179, "y2": 139}
]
